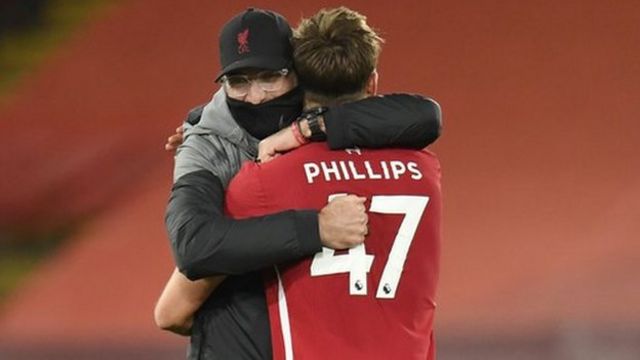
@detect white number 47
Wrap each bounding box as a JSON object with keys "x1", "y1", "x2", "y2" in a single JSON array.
[{"x1": 310, "y1": 194, "x2": 429, "y2": 299}]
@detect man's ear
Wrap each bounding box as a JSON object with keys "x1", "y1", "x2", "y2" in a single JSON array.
[{"x1": 366, "y1": 70, "x2": 378, "y2": 96}]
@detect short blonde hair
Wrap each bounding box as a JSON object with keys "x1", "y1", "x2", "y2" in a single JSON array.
[{"x1": 293, "y1": 7, "x2": 383, "y2": 102}]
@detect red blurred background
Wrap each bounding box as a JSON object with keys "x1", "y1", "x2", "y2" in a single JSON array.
[{"x1": 0, "y1": 0, "x2": 638, "y2": 358}]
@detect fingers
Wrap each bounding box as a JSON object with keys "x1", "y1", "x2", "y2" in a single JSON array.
[
  {"x1": 258, "y1": 141, "x2": 276, "y2": 163},
  {"x1": 328, "y1": 195, "x2": 368, "y2": 221},
  {"x1": 318, "y1": 194, "x2": 370, "y2": 249},
  {"x1": 258, "y1": 140, "x2": 284, "y2": 163},
  {"x1": 358, "y1": 203, "x2": 367, "y2": 213},
  {"x1": 165, "y1": 137, "x2": 178, "y2": 151},
  {"x1": 165, "y1": 136, "x2": 180, "y2": 151},
  {"x1": 257, "y1": 152, "x2": 280, "y2": 164},
  {"x1": 332, "y1": 194, "x2": 366, "y2": 203},
  {"x1": 343, "y1": 196, "x2": 368, "y2": 239},
  {"x1": 360, "y1": 213, "x2": 369, "y2": 237}
]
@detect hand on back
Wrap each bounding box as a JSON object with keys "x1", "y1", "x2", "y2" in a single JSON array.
[
  {"x1": 165, "y1": 125, "x2": 185, "y2": 151},
  {"x1": 318, "y1": 195, "x2": 368, "y2": 249}
]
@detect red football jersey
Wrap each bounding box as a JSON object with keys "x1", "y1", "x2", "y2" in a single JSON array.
[{"x1": 225, "y1": 143, "x2": 442, "y2": 360}]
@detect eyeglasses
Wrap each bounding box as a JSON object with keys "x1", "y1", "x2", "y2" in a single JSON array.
[{"x1": 219, "y1": 68, "x2": 290, "y2": 97}]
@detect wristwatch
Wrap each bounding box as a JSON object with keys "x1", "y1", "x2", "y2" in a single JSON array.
[{"x1": 298, "y1": 106, "x2": 328, "y2": 142}]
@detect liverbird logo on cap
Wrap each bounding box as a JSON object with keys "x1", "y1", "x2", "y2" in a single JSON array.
[{"x1": 237, "y1": 28, "x2": 250, "y2": 54}]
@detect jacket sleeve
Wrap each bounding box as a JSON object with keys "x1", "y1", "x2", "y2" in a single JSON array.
[
  {"x1": 324, "y1": 94, "x2": 442, "y2": 150},
  {"x1": 167, "y1": 108, "x2": 322, "y2": 280},
  {"x1": 166, "y1": 169, "x2": 321, "y2": 280}
]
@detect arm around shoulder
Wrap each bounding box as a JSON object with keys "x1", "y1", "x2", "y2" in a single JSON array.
[
  {"x1": 324, "y1": 93, "x2": 442, "y2": 150},
  {"x1": 166, "y1": 169, "x2": 322, "y2": 279}
]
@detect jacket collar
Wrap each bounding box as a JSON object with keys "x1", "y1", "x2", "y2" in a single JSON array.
[{"x1": 184, "y1": 88, "x2": 259, "y2": 153}]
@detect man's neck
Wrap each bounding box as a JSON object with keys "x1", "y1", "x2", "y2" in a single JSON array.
[
  {"x1": 304, "y1": 98, "x2": 324, "y2": 110},
  {"x1": 303, "y1": 91, "x2": 368, "y2": 110}
]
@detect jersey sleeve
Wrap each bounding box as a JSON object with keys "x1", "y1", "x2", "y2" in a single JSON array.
[
  {"x1": 224, "y1": 162, "x2": 266, "y2": 218},
  {"x1": 323, "y1": 93, "x2": 442, "y2": 150}
]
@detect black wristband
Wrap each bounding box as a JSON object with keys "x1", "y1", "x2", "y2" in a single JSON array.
[{"x1": 298, "y1": 106, "x2": 328, "y2": 142}]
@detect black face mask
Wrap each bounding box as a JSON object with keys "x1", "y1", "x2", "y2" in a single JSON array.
[{"x1": 226, "y1": 86, "x2": 304, "y2": 140}]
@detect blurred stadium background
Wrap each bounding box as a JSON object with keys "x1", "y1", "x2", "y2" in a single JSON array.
[{"x1": 0, "y1": 0, "x2": 638, "y2": 359}]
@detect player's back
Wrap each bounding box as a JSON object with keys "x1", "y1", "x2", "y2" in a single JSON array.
[{"x1": 226, "y1": 143, "x2": 442, "y2": 360}]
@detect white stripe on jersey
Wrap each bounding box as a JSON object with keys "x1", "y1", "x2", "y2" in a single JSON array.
[{"x1": 276, "y1": 266, "x2": 294, "y2": 360}]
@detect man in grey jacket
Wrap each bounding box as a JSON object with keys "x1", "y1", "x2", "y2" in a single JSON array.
[{"x1": 161, "y1": 8, "x2": 441, "y2": 359}]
